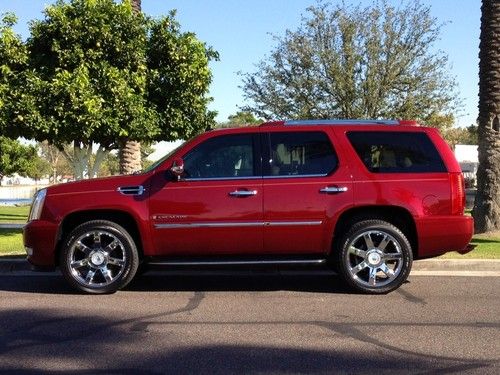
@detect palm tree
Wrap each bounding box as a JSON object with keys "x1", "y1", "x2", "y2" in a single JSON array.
[
  {"x1": 119, "y1": 0, "x2": 142, "y2": 174},
  {"x1": 473, "y1": 0, "x2": 500, "y2": 233}
]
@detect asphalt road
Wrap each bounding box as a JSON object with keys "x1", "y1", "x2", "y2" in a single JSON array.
[{"x1": 0, "y1": 273, "x2": 499, "y2": 374}]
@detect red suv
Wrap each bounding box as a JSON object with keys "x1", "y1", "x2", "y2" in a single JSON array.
[{"x1": 23, "y1": 119, "x2": 474, "y2": 294}]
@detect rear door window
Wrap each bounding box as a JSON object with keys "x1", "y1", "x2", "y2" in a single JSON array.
[
  {"x1": 264, "y1": 131, "x2": 338, "y2": 177},
  {"x1": 347, "y1": 131, "x2": 446, "y2": 173}
]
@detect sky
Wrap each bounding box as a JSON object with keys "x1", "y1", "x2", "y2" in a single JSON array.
[{"x1": 1, "y1": 0, "x2": 481, "y2": 130}]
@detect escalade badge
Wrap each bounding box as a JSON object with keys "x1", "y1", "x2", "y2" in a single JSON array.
[{"x1": 153, "y1": 214, "x2": 188, "y2": 220}]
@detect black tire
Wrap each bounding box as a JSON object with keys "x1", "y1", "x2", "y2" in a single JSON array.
[
  {"x1": 335, "y1": 220, "x2": 412, "y2": 294},
  {"x1": 59, "y1": 220, "x2": 139, "y2": 294}
]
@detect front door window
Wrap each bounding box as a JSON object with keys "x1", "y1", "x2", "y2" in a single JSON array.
[{"x1": 184, "y1": 134, "x2": 258, "y2": 179}]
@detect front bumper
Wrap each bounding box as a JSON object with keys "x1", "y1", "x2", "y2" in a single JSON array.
[
  {"x1": 415, "y1": 215, "x2": 474, "y2": 258},
  {"x1": 23, "y1": 220, "x2": 59, "y2": 267}
]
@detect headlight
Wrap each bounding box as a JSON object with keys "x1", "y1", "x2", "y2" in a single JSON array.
[{"x1": 28, "y1": 188, "x2": 47, "y2": 221}]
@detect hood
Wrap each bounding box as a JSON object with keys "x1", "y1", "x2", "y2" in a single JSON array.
[{"x1": 46, "y1": 172, "x2": 154, "y2": 196}]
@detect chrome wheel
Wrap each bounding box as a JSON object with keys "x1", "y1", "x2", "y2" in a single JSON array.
[
  {"x1": 334, "y1": 220, "x2": 411, "y2": 293},
  {"x1": 68, "y1": 230, "x2": 127, "y2": 288},
  {"x1": 345, "y1": 229, "x2": 404, "y2": 289}
]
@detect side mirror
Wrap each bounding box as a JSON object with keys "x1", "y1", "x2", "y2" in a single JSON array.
[{"x1": 170, "y1": 158, "x2": 184, "y2": 180}]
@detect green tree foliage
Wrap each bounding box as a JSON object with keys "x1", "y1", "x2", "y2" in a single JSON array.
[
  {"x1": 241, "y1": 1, "x2": 460, "y2": 130},
  {"x1": 0, "y1": 137, "x2": 37, "y2": 184},
  {"x1": 443, "y1": 125, "x2": 478, "y2": 149},
  {"x1": 38, "y1": 141, "x2": 73, "y2": 182},
  {"x1": 98, "y1": 152, "x2": 119, "y2": 177},
  {"x1": 219, "y1": 111, "x2": 263, "y2": 128},
  {"x1": 0, "y1": 0, "x2": 217, "y2": 179},
  {"x1": 26, "y1": 155, "x2": 52, "y2": 183},
  {"x1": 0, "y1": 13, "x2": 28, "y2": 139}
]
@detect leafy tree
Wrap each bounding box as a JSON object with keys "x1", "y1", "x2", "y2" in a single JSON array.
[
  {"x1": 26, "y1": 154, "x2": 52, "y2": 183},
  {"x1": 473, "y1": 0, "x2": 500, "y2": 233},
  {"x1": 0, "y1": 13, "x2": 28, "y2": 140},
  {"x1": 119, "y1": 0, "x2": 142, "y2": 175},
  {"x1": 39, "y1": 141, "x2": 67, "y2": 182},
  {"x1": 443, "y1": 125, "x2": 478, "y2": 149},
  {"x1": 0, "y1": 136, "x2": 37, "y2": 185},
  {"x1": 0, "y1": 0, "x2": 217, "y2": 179},
  {"x1": 98, "y1": 152, "x2": 119, "y2": 177},
  {"x1": 241, "y1": 1, "x2": 460, "y2": 130},
  {"x1": 219, "y1": 111, "x2": 263, "y2": 128}
]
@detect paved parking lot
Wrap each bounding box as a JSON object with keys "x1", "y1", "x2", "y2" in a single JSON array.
[{"x1": 0, "y1": 273, "x2": 499, "y2": 374}]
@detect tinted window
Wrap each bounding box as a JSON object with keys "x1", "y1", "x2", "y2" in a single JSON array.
[
  {"x1": 347, "y1": 131, "x2": 446, "y2": 173},
  {"x1": 267, "y1": 132, "x2": 337, "y2": 176},
  {"x1": 183, "y1": 134, "x2": 256, "y2": 179}
]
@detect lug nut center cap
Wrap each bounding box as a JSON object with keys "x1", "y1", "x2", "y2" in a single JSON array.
[
  {"x1": 367, "y1": 252, "x2": 382, "y2": 266},
  {"x1": 91, "y1": 252, "x2": 105, "y2": 266}
]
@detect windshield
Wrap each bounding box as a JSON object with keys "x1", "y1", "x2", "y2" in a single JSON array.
[{"x1": 142, "y1": 141, "x2": 186, "y2": 173}]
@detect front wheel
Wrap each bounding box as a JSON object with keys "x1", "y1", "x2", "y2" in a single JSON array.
[
  {"x1": 336, "y1": 220, "x2": 412, "y2": 294},
  {"x1": 60, "y1": 220, "x2": 139, "y2": 294}
]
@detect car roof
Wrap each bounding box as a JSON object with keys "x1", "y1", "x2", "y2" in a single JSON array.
[{"x1": 208, "y1": 119, "x2": 427, "y2": 135}]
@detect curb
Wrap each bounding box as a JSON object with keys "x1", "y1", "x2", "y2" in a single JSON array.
[
  {"x1": 0, "y1": 258, "x2": 499, "y2": 276},
  {"x1": 412, "y1": 259, "x2": 500, "y2": 272},
  {"x1": 0, "y1": 224, "x2": 24, "y2": 229}
]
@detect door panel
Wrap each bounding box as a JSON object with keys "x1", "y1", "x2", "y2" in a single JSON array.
[
  {"x1": 263, "y1": 177, "x2": 352, "y2": 254},
  {"x1": 148, "y1": 132, "x2": 263, "y2": 256},
  {"x1": 149, "y1": 179, "x2": 263, "y2": 256},
  {"x1": 262, "y1": 130, "x2": 353, "y2": 254}
]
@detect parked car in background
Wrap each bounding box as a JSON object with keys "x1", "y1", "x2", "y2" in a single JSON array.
[{"x1": 24, "y1": 119, "x2": 474, "y2": 294}]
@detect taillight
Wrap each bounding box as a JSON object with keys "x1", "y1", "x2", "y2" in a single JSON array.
[{"x1": 450, "y1": 173, "x2": 465, "y2": 215}]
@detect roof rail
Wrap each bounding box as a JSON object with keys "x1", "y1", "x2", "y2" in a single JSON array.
[{"x1": 284, "y1": 119, "x2": 400, "y2": 126}]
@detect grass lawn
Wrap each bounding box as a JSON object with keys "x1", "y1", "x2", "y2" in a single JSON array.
[
  {"x1": 0, "y1": 228, "x2": 25, "y2": 257},
  {"x1": 439, "y1": 232, "x2": 500, "y2": 259},
  {"x1": 0, "y1": 227, "x2": 498, "y2": 259},
  {"x1": 0, "y1": 205, "x2": 29, "y2": 224}
]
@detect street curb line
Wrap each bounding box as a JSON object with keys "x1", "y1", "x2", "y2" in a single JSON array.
[
  {"x1": 1, "y1": 259, "x2": 500, "y2": 275},
  {"x1": 411, "y1": 270, "x2": 500, "y2": 277},
  {"x1": 0, "y1": 224, "x2": 24, "y2": 229}
]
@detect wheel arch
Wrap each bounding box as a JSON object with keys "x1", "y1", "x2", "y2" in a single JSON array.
[
  {"x1": 332, "y1": 205, "x2": 418, "y2": 258},
  {"x1": 55, "y1": 209, "x2": 144, "y2": 266}
]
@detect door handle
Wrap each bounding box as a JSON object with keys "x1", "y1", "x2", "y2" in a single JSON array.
[
  {"x1": 320, "y1": 186, "x2": 348, "y2": 194},
  {"x1": 229, "y1": 190, "x2": 258, "y2": 197}
]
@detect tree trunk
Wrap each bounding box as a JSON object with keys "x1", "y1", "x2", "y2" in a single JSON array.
[
  {"x1": 118, "y1": 0, "x2": 142, "y2": 175},
  {"x1": 473, "y1": 0, "x2": 500, "y2": 233},
  {"x1": 119, "y1": 140, "x2": 142, "y2": 174},
  {"x1": 130, "y1": 0, "x2": 141, "y2": 14}
]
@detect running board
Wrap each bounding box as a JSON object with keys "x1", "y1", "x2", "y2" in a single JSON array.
[{"x1": 147, "y1": 257, "x2": 327, "y2": 267}]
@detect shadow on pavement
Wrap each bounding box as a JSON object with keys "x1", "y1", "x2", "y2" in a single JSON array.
[
  {"x1": 0, "y1": 307, "x2": 495, "y2": 374},
  {"x1": 129, "y1": 272, "x2": 352, "y2": 294},
  {"x1": 0, "y1": 272, "x2": 353, "y2": 295}
]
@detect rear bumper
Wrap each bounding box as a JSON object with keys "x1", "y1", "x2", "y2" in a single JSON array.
[
  {"x1": 23, "y1": 220, "x2": 59, "y2": 267},
  {"x1": 415, "y1": 215, "x2": 474, "y2": 258},
  {"x1": 457, "y1": 243, "x2": 477, "y2": 255}
]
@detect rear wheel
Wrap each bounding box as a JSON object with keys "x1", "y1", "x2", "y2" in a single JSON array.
[
  {"x1": 336, "y1": 220, "x2": 412, "y2": 294},
  {"x1": 60, "y1": 220, "x2": 139, "y2": 294}
]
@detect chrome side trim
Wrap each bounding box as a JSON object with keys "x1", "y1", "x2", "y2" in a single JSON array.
[
  {"x1": 263, "y1": 174, "x2": 327, "y2": 179},
  {"x1": 284, "y1": 119, "x2": 399, "y2": 126},
  {"x1": 184, "y1": 176, "x2": 262, "y2": 181},
  {"x1": 154, "y1": 220, "x2": 323, "y2": 229},
  {"x1": 154, "y1": 222, "x2": 263, "y2": 229},
  {"x1": 266, "y1": 221, "x2": 323, "y2": 226},
  {"x1": 184, "y1": 174, "x2": 328, "y2": 181},
  {"x1": 148, "y1": 258, "x2": 327, "y2": 266},
  {"x1": 117, "y1": 185, "x2": 145, "y2": 196}
]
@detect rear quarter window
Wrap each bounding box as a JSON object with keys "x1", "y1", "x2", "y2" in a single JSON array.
[{"x1": 347, "y1": 131, "x2": 446, "y2": 173}]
